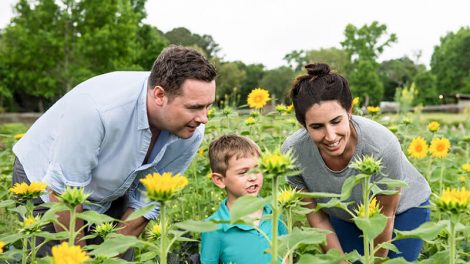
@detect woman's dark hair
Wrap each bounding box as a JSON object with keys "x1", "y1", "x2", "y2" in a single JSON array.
[{"x1": 289, "y1": 63, "x2": 352, "y2": 126}]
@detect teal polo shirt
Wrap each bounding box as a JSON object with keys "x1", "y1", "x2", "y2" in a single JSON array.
[{"x1": 200, "y1": 198, "x2": 288, "y2": 264}]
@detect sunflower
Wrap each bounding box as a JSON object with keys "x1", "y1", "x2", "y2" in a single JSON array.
[
  {"x1": 462, "y1": 163, "x2": 470, "y2": 173},
  {"x1": 429, "y1": 137, "x2": 451, "y2": 158},
  {"x1": 352, "y1": 97, "x2": 360, "y2": 108},
  {"x1": 52, "y1": 242, "x2": 89, "y2": 264},
  {"x1": 435, "y1": 187, "x2": 470, "y2": 214},
  {"x1": 14, "y1": 133, "x2": 25, "y2": 140},
  {"x1": 278, "y1": 187, "x2": 299, "y2": 208},
  {"x1": 355, "y1": 197, "x2": 381, "y2": 218},
  {"x1": 247, "y1": 88, "x2": 271, "y2": 109},
  {"x1": 10, "y1": 182, "x2": 48, "y2": 200},
  {"x1": 367, "y1": 106, "x2": 380, "y2": 114},
  {"x1": 427, "y1": 121, "x2": 440, "y2": 132},
  {"x1": 259, "y1": 150, "x2": 296, "y2": 179},
  {"x1": 407, "y1": 137, "x2": 428, "y2": 159},
  {"x1": 245, "y1": 117, "x2": 255, "y2": 125},
  {"x1": 140, "y1": 172, "x2": 189, "y2": 202},
  {"x1": 0, "y1": 240, "x2": 5, "y2": 254}
]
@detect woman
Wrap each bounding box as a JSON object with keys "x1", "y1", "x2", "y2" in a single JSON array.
[{"x1": 281, "y1": 63, "x2": 431, "y2": 261}]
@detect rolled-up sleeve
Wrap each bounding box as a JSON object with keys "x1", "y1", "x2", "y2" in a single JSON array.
[{"x1": 43, "y1": 94, "x2": 104, "y2": 194}]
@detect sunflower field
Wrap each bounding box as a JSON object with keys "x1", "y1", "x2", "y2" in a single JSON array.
[{"x1": 0, "y1": 88, "x2": 469, "y2": 264}]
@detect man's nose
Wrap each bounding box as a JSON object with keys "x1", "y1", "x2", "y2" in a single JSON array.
[{"x1": 195, "y1": 109, "x2": 209, "y2": 124}]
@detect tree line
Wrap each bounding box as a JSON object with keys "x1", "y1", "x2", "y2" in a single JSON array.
[{"x1": 0, "y1": 0, "x2": 469, "y2": 112}]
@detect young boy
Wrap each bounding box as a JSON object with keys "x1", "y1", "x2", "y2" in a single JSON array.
[{"x1": 200, "y1": 134, "x2": 287, "y2": 264}]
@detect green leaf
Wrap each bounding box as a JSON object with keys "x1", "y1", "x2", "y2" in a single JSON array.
[
  {"x1": 36, "y1": 231, "x2": 69, "y2": 241},
  {"x1": 297, "y1": 250, "x2": 351, "y2": 264},
  {"x1": 0, "y1": 233, "x2": 24, "y2": 244},
  {"x1": 76, "y1": 210, "x2": 117, "y2": 224},
  {"x1": 341, "y1": 173, "x2": 368, "y2": 200},
  {"x1": 90, "y1": 234, "x2": 143, "y2": 257},
  {"x1": 297, "y1": 192, "x2": 341, "y2": 199},
  {"x1": 138, "y1": 250, "x2": 159, "y2": 262},
  {"x1": 353, "y1": 213, "x2": 388, "y2": 239},
  {"x1": 383, "y1": 257, "x2": 412, "y2": 264},
  {"x1": 417, "y1": 250, "x2": 450, "y2": 263},
  {"x1": 375, "y1": 178, "x2": 408, "y2": 189},
  {"x1": 0, "y1": 199, "x2": 15, "y2": 208},
  {"x1": 278, "y1": 227, "x2": 329, "y2": 257},
  {"x1": 230, "y1": 196, "x2": 270, "y2": 223},
  {"x1": 125, "y1": 204, "x2": 157, "y2": 222},
  {"x1": 394, "y1": 220, "x2": 448, "y2": 242},
  {"x1": 377, "y1": 241, "x2": 400, "y2": 253},
  {"x1": 174, "y1": 219, "x2": 219, "y2": 233}
]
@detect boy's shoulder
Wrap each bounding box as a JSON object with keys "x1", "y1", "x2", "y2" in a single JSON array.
[{"x1": 205, "y1": 199, "x2": 230, "y2": 222}]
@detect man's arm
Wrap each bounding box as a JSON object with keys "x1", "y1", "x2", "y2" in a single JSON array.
[
  {"x1": 49, "y1": 191, "x2": 86, "y2": 247},
  {"x1": 117, "y1": 208, "x2": 149, "y2": 237}
]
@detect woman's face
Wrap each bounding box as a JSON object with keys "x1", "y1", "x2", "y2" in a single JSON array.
[{"x1": 304, "y1": 100, "x2": 353, "y2": 159}]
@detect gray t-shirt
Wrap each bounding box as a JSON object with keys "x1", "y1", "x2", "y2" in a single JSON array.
[{"x1": 281, "y1": 115, "x2": 431, "y2": 221}]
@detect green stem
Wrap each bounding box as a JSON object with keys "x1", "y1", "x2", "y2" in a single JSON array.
[
  {"x1": 362, "y1": 178, "x2": 370, "y2": 264},
  {"x1": 449, "y1": 220, "x2": 456, "y2": 264},
  {"x1": 287, "y1": 208, "x2": 293, "y2": 264},
  {"x1": 30, "y1": 235, "x2": 36, "y2": 263},
  {"x1": 69, "y1": 206, "x2": 76, "y2": 246},
  {"x1": 21, "y1": 237, "x2": 28, "y2": 264},
  {"x1": 426, "y1": 158, "x2": 433, "y2": 183},
  {"x1": 271, "y1": 176, "x2": 279, "y2": 263},
  {"x1": 160, "y1": 202, "x2": 167, "y2": 264},
  {"x1": 439, "y1": 161, "x2": 445, "y2": 194}
]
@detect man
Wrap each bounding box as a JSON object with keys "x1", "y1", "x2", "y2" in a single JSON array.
[{"x1": 12, "y1": 45, "x2": 217, "y2": 257}]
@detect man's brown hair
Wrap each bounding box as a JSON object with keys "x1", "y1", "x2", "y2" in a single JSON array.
[{"x1": 148, "y1": 45, "x2": 216, "y2": 98}]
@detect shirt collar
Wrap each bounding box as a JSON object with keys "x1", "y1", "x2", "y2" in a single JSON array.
[
  {"x1": 137, "y1": 77, "x2": 150, "y2": 130},
  {"x1": 217, "y1": 198, "x2": 272, "y2": 232}
]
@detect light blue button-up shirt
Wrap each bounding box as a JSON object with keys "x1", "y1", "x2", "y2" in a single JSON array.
[{"x1": 13, "y1": 71, "x2": 204, "y2": 220}]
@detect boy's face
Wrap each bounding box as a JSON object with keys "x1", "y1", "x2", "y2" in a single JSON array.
[{"x1": 214, "y1": 154, "x2": 263, "y2": 206}]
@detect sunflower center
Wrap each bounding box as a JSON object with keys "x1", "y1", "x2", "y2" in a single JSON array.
[{"x1": 415, "y1": 145, "x2": 423, "y2": 152}]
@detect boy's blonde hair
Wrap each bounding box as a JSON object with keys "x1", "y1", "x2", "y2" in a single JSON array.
[{"x1": 209, "y1": 134, "x2": 261, "y2": 175}]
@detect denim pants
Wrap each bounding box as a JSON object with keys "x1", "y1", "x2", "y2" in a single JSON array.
[
  {"x1": 12, "y1": 158, "x2": 134, "y2": 260},
  {"x1": 330, "y1": 199, "x2": 431, "y2": 261}
]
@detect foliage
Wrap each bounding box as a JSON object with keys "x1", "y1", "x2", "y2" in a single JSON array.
[
  {"x1": 164, "y1": 27, "x2": 220, "y2": 59},
  {"x1": 341, "y1": 21, "x2": 397, "y2": 105},
  {"x1": 378, "y1": 57, "x2": 420, "y2": 101},
  {"x1": 259, "y1": 66, "x2": 295, "y2": 104},
  {"x1": 431, "y1": 27, "x2": 470, "y2": 95}
]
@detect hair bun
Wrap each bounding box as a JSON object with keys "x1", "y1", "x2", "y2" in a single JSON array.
[{"x1": 305, "y1": 63, "x2": 330, "y2": 77}]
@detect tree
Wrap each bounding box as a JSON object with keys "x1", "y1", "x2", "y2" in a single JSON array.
[
  {"x1": 0, "y1": 0, "x2": 64, "y2": 111},
  {"x1": 259, "y1": 66, "x2": 295, "y2": 104},
  {"x1": 378, "y1": 57, "x2": 419, "y2": 101},
  {"x1": 164, "y1": 27, "x2": 220, "y2": 59},
  {"x1": 413, "y1": 69, "x2": 438, "y2": 105},
  {"x1": 431, "y1": 27, "x2": 470, "y2": 95},
  {"x1": 341, "y1": 21, "x2": 397, "y2": 105},
  {"x1": 213, "y1": 60, "x2": 246, "y2": 107},
  {"x1": 239, "y1": 63, "x2": 265, "y2": 105},
  {"x1": 305, "y1": 48, "x2": 349, "y2": 76},
  {"x1": 0, "y1": 0, "x2": 168, "y2": 111}
]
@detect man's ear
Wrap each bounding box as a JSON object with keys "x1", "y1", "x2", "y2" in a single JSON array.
[
  {"x1": 211, "y1": 172, "x2": 226, "y2": 189},
  {"x1": 153, "y1": 86, "x2": 166, "y2": 106}
]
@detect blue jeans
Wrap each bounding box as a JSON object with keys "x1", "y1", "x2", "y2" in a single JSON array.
[{"x1": 330, "y1": 199, "x2": 430, "y2": 261}]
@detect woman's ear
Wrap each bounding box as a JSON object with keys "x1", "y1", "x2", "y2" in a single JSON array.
[{"x1": 211, "y1": 173, "x2": 226, "y2": 189}]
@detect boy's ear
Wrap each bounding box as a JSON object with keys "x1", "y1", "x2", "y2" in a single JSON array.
[{"x1": 211, "y1": 172, "x2": 226, "y2": 189}]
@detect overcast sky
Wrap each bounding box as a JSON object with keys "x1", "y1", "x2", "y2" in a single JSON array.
[{"x1": 1, "y1": 0, "x2": 469, "y2": 69}]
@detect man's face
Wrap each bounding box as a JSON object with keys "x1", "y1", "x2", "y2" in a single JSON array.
[{"x1": 149, "y1": 79, "x2": 216, "y2": 138}]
